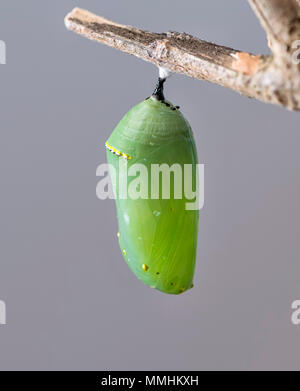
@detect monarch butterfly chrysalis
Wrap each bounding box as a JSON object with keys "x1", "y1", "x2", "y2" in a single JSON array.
[{"x1": 106, "y1": 77, "x2": 199, "y2": 294}]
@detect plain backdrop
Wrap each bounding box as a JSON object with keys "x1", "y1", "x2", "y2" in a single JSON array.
[{"x1": 0, "y1": 0, "x2": 300, "y2": 370}]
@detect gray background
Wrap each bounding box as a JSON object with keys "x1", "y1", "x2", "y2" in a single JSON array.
[{"x1": 0, "y1": 0, "x2": 299, "y2": 371}]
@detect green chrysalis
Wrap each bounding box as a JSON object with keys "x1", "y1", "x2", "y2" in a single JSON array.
[{"x1": 106, "y1": 78, "x2": 199, "y2": 294}]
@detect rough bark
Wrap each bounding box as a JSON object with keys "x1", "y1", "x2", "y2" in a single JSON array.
[{"x1": 65, "y1": 1, "x2": 300, "y2": 110}]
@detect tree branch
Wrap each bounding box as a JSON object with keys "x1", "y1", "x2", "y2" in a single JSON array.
[
  {"x1": 65, "y1": 5, "x2": 300, "y2": 110},
  {"x1": 249, "y1": 0, "x2": 300, "y2": 57}
]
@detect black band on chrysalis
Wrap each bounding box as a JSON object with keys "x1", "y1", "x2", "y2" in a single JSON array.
[{"x1": 152, "y1": 77, "x2": 166, "y2": 102}]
